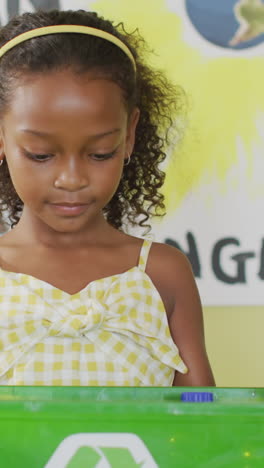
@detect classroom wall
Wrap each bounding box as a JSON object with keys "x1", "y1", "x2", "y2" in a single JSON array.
[
  {"x1": 1, "y1": 0, "x2": 263, "y2": 387},
  {"x1": 204, "y1": 306, "x2": 264, "y2": 387}
]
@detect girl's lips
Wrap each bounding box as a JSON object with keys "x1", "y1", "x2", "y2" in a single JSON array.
[{"x1": 49, "y1": 203, "x2": 89, "y2": 216}]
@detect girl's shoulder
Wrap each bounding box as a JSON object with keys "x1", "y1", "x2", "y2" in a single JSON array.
[
  {"x1": 146, "y1": 241, "x2": 196, "y2": 317},
  {"x1": 0, "y1": 233, "x2": 10, "y2": 267},
  {"x1": 148, "y1": 241, "x2": 193, "y2": 280}
]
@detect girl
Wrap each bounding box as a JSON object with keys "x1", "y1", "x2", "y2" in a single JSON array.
[{"x1": 0, "y1": 9, "x2": 214, "y2": 386}]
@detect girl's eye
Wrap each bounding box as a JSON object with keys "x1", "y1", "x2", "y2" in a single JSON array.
[
  {"x1": 91, "y1": 149, "x2": 117, "y2": 161},
  {"x1": 23, "y1": 148, "x2": 118, "y2": 162},
  {"x1": 24, "y1": 151, "x2": 52, "y2": 162}
]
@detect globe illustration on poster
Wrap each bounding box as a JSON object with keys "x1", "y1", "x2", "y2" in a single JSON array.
[{"x1": 185, "y1": 0, "x2": 264, "y2": 49}]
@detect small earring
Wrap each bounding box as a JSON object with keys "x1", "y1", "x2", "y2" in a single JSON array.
[
  {"x1": 0, "y1": 159, "x2": 3, "y2": 166},
  {"x1": 124, "y1": 154, "x2": 131, "y2": 166}
]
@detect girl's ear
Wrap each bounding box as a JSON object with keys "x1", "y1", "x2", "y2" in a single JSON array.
[{"x1": 126, "y1": 107, "x2": 140, "y2": 154}]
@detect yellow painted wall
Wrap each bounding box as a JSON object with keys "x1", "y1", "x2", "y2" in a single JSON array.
[{"x1": 204, "y1": 306, "x2": 264, "y2": 387}]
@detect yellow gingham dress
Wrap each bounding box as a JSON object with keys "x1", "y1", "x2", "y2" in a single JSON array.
[{"x1": 0, "y1": 240, "x2": 187, "y2": 386}]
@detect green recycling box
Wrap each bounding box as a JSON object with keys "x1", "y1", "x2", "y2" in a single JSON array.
[{"x1": 0, "y1": 386, "x2": 264, "y2": 467}]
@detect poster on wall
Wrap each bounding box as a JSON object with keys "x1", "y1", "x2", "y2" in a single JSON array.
[{"x1": 0, "y1": 0, "x2": 263, "y2": 306}]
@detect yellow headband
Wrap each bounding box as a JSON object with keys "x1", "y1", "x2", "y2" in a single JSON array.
[{"x1": 0, "y1": 24, "x2": 136, "y2": 72}]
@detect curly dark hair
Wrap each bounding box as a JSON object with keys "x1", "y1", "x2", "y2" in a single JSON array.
[{"x1": 0, "y1": 9, "x2": 186, "y2": 231}]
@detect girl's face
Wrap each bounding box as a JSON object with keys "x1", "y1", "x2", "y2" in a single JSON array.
[{"x1": 0, "y1": 69, "x2": 139, "y2": 235}]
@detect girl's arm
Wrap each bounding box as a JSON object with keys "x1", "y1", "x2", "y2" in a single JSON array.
[
  {"x1": 168, "y1": 249, "x2": 215, "y2": 386},
  {"x1": 148, "y1": 243, "x2": 215, "y2": 387}
]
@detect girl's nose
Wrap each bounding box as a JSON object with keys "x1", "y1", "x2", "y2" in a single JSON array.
[{"x1": 54, "y1": 157, "x2": 88, "y2": 191}]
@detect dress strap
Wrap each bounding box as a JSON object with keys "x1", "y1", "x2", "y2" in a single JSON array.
[{"x1": 138, "y1": 239, "x2": 152, "y2": 272}]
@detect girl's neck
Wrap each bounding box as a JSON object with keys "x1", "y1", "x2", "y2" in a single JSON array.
[{"x1": 5, "y1": 209, "x2": 122, "y2": 249}]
